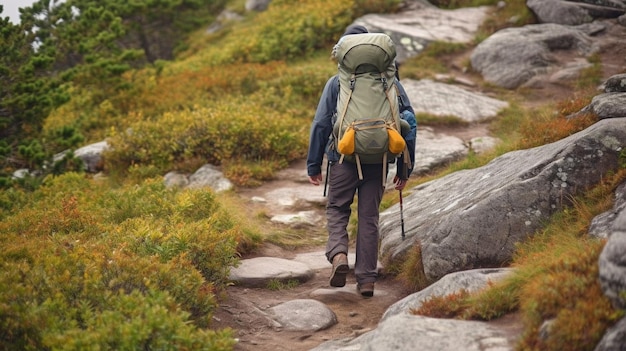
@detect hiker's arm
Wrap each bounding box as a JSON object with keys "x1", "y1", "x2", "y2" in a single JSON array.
[
  {"x1": 307, "y1": 77, "x2": 337, "y2": 178},
  {"x1": 397, "y1": 109, "x2": 416, "y2": 179},
  {"x1": 396, "y1": 82, "x2": 417, "y2": 180}
]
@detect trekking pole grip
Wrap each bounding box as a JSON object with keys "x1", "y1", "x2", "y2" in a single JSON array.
[{"x1": 399, "y1": 189, "x2": 406, "y2": 240}]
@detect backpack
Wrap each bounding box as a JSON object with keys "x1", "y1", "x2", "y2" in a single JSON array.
[{"x1": 331, "y1": 32, "x2": 410, "y2": 184}]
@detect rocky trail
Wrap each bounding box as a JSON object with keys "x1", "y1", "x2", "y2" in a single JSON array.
[
  {"x1": 206, "y1": 2, "x2": 626, "y2": 350},
  {"x1": 212, "y1": 122, "x2": 521, "y2": 351},
  {"x1": 213, "y1": 248, "x2": 414, "y2": 351}
]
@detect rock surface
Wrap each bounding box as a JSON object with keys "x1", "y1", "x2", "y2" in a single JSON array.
[
  {"x1": 353, "y1": 5, "x2": 491, "y2": 62},
  {"x1": 470, "y1": 23, "x2": 596, "y2": 89},
  {"x1": 528, "y1": 0, "x2": 626, "y2": 26},
  {"x1": 402, "y1": 79, "x2": 509, "y2": 123},
  {"x1": 311, "y1": 313, "x2": 515, "y2": 351},
  {"x1": 229, "y1": 257, "x2": 315, "y2": 288},
  {"x1": 268, "y1": 299, "x2": 337, "y2": 332},
  {"x1": 598, "y1": 207, "x2": 626, "y2": 310},
  {"x1": 382, "y1": 268, "x2": 514, "y2": 321},
  {"x1": 380, "y1": 118, "x2": 626, "y2": 282}
]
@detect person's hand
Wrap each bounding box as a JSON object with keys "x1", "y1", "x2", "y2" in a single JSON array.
[
  {"x1": 393, "y1": 176, "x2": 407, "y2": 191},
  {"x1": 309, "y1": 174, "x2": 323, "y2": 186}
]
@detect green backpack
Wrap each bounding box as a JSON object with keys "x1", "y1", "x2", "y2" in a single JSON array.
[{"x1": 332, "y1": 32, "x2": 410, "y2": 183}]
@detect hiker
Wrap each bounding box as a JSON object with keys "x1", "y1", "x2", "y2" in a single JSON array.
[{"x1": 306, "y1": 25, "x2": 417, "y2": 298}]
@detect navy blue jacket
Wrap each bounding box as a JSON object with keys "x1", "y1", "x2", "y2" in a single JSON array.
[{"x1": 307, "y1": 75, "x2": 417, "y2": 179}]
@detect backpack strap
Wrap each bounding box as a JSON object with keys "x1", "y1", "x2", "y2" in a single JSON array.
[{"x1": 336, "y1": 74, "x2": 356, "y2": 155}]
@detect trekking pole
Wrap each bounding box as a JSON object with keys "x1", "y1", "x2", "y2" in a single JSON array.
[
  {"x1": 323, "y1": 161, "x2": 330, "y2": 197},
  {"x1": 399, "y1": 189, "x2": 406, "y2": 240}
]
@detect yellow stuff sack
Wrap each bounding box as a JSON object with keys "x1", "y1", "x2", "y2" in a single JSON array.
[
  {"x1": 387, "y1": 127, "x2": 406, "y2": 154},
  {"x1": 338, "y1": 127, "x2": 355, "y2": 155}
]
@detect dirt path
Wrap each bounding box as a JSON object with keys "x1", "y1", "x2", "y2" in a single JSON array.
[
  {"x1": 213, "y1": 243, "x2": 525, "y2": 351},
  {"x1": 212, "y1": 246, "x2": 414, "y2": 351}
]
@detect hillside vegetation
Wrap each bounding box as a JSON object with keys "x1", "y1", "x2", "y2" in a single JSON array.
[{"x1": 0, "y1": 0, "x2": 622, "y2": 350}]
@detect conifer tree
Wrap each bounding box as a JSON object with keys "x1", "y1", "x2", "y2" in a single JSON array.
[{"x1": 1, "y1": 0, "x2": 226, "y2": 179}]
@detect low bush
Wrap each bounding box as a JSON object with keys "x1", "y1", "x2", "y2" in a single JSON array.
[
  {"x1": 0, "y1": 173, "x2": 256, "y2": 349},
  {"x1": 104, "y1": 97, "x2": 309, "y2": 184}
]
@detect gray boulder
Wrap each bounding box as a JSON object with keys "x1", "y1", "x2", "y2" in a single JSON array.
[
  {"x1": 577, "y1": 92, "x2": 626, "y2": 119},
  {"x1": 311, "y1": 313, "x2": 515, "y2": 351},
  {"x1": 528, "y1": 0, "x2": 625, "y2": 25},
  {"x1": 163, "y1": 171, "x2": 189, "y2": 189},
  {"x1": 589, "y1": 183, "x2": 626, "y2": 239},
  {"x1": 470, "y1": 23, "x2": 595, "y2": 89},
  {"x1": 53, "y1": 140, "x2": 109, "y2": 174},
  {"x1": 74, "y1": 141, "x2": 109, "y2": 173},
  {"x1": 595, "y1": 204, "x2": 626, "y2": 350},
  {"x1": 268, "y1": 299, "x2": 337, "y2": 331},
  {"x1": 527, "y1": 0, "x2": 594, "y2": 25},
  {"x1": 163, "y1": 164, "x2": 233, "y2": 192},
  {"x1": 383, "y1": 268, "x2": 514, "y2": 321},
  {"x1": 603, "y1": 73, "x2": 626, "y2": 93},
  {"x1": 594, "y1": 315, "x2": 626, "y2": 351},
  {"x1": 245, "y1": 0, "x2": 271, "y2": 12},
  {"x1": 379, "y1": 118, "x2": 626, "y2": 282},
  {"x1": 187, "y1": 164, "x2": 233, "y2": 193},
  {"x1": 570, "y1": 74, "x2": 626, "y2": 119}
]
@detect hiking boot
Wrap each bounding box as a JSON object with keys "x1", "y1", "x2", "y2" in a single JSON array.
[
  {"x1": 329, "y1": 253, "x2": 349, "y2": 287},
  {"x1": 357, "y1": 282, "x2": 374, "y2": 298}
]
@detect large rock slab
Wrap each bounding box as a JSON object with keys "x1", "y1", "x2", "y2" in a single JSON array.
[
  {"x1": 229, "y1": 257, "x2": 314, "y2": 288},
  {"x1": 352, "y1": 6, "x2": 490, "y2": 62},
  {"x1": 402, "y1": 79, "x2": 509, "y2": 123},
  {"x1": 412, "y1": 127, "x2": 467, "y2": 175},
  {"x1": 379, "y1": 118, "x2": 626, "y2": 281}
]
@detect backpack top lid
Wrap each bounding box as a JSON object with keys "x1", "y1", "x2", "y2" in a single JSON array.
[{"x1": 332, "y1": 32, "x2": 396, "y2": 75}]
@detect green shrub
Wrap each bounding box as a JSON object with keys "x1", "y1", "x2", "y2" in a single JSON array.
[
  {"x1": 42, "y1": 289, "x2": 234, "y2": 351},
  {"x1": 105, "y1": 99, "x2": 308, "y2": 183},
  {"x1": 0, "y1": 173, "x2": 255, "y2": 350},
  {"x1": 200, "y1": 0, "x2": 355, "y2": 64}
]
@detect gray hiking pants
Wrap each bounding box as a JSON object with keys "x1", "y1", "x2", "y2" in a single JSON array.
[{"x1": 325, "y1": 161, "x2": 384, "y2": 285}]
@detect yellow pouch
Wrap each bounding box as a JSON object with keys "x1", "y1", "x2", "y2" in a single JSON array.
[
  {"x1": 387, "y1": 127, "x2": 406, "y2": 154},
  {"x1": 338, "y1": 127, "x2": 355, "y2": 155}
]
